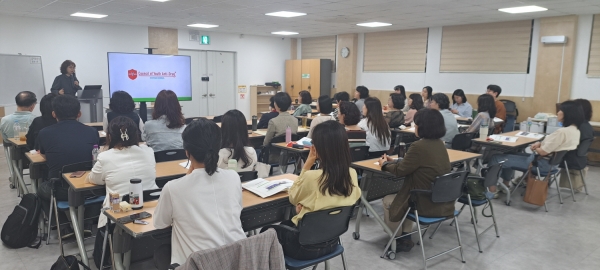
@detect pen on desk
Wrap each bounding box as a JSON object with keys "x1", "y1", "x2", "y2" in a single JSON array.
[{"x1": 266, "y1": 182, "x2": 284, "y2": 190}]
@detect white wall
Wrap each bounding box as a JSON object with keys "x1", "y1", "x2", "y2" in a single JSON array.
[
  {"x1": 356, "y1": 21, "x2": 540, "y2": 98},
  {"x1": 0, "y1": 15, "x2": 149, "y2": 114},
  {"x1": 178, "y1": 31, "x2": 290, "y2": 118},
  {"x1": 572, "y1": 15, "x2": 600, "y2": 100}
]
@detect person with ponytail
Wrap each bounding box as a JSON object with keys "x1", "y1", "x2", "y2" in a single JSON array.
[
  {"x1": 154, "y1": 118, "x2": 246, "y2": 265},
  {"x1": 262, "y1": 120, "x2": 361, "y2": 260},
  {"x1": 358, "y1": 97, "x2": 391, "y2": 158},
  {"x1": 219, "y1": 109, "x2": 257, "y2": 171},
  {"x1": 87, "y1": 116, "x2": 157, "y2": 268}
]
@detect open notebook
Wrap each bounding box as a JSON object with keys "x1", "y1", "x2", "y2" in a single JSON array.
[{"x1": 242, "y1": 178, "x2": 294, "y2": 198}]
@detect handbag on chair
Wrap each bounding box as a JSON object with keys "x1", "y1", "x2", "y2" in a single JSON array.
[{"x1": 523, "y1": 166, "x2": 548, "y2": 206}]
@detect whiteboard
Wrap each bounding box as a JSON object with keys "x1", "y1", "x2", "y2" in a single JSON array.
[{"x1": 0, "y1": 54, "x2": 46, "y2": 106}]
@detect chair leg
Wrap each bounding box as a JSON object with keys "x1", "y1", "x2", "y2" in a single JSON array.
[
  {"x1": 340, "y1": 238, "x2": 348, "y2": 270},
  {"x1": 544, "y1": 201, "x2": 548, "y2": 212},
  {"x1": 46, "y1": 194, "x2": 54, "y2": 245},
  {"x1": 488, "y1": 200, "x2": 500, "y2": 238},
  {"x1": 467, "y1": 196, "x2": 482, "y2": 253},
  {"x1": 564, "y1": 163, "x2": 576, "y2": 202},
  {"x1": 453, "y1": 216, "x2": 466, "y2": 263},
  {"x1": 415, "y1": 211, "x2": 428, "y2": 270},
  {"x1": 449, "y1": 204, "x2": 466, "y2": 227},
  {"x1": 429, "y1": 223, "x2": 442, "y2": 240},
  {"x1": 580, "y1": 169, "x2": 589, "y2": 195},
  {"x1": 381, "y1": 208, "x2": 410, "y2": 257},
  {"x1": 312, "y1": 264, "x2": 318, "y2": 270},
  {"x1": 554, "y1": 174, "x2": 563, "y2": 204}
]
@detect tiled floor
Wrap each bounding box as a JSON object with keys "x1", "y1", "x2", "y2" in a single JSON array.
[{"x1": 1, "y1": 149, "x2": 600, "y2": 270}]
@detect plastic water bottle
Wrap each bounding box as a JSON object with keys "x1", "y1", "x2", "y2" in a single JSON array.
[
  {"x1": 527, "y1": 117, "x2": 533, "y2": 132},
  {"x1": 479, "y1": 122, "x2": 489, "y2": 139},
  {"x1": 228, "y1": 159, "x2": 238, "y2": 172},
  {"x1": 252, "y1": 115, "x2": 257, "y2": 131},
  {"x1": 92, "y1": 144, "x2": 99, "y2": 165},
  {"x1": 13, "y1": 120, "x2": 20, "y2": 139},
  {"x1": 285, "y1": 126, "x2": 292, "y2": 143}
]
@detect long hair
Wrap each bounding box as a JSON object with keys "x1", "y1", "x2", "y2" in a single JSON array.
[
  {"x1": 394, "y1": 85, "x2": 406, "y2": 97},
  {"x1": 423, "y1": 86, "x2": 433, "y2": 101},
  {"x1": 220, "y1": 110, "x2": 253, "y2": 169},
  {"x1": 107, "y1": 116, "x2": 141, "y2": 149},
  {"x1": 153, "y1": 90, "x2": 185, "y2": 129},
  {"x1": 477, "y1": 94, "x2": 497, "y2": 118},
  {"x1": 574, "y1": 99, "x2": 592, "y2": 122},
  {"x1": 409, "y1": 93, "x2": 424, "y2": 110},
  {"x1": 452, "y1": 89, "x2": 467, "y2": 104},
  {"x1": 311, "y1": 121, "x2": 353, "y2": 197},
  {"x1": 364, "y1": 97, "x2": 391, "y2": 144},
  {"x1": 182, "y1": 118, "x2": 221, "y2": 176},
  {"x1": 560, "y1": 101, "x2": 585, "y2": 129}
]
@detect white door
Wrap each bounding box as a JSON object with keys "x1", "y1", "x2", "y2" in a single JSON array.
[{"x1": 179, "y1": 50, "x2": 236, "y2": 117}]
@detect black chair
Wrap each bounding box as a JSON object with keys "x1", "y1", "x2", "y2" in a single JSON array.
[
  {"x1": 560, "y1": 138, "x2": 592, "y2": 195},
  {"x1": 154, "y1": 149, "x2": 187, "y2": 163},
  {"x1": 347, "y1": 130, "x2": 367, "y2": 140},
  {"x1": 500, "y1": 100, "x2": 518, "y2": 133},
  {"x1": 185, "y1": 117, "x2": 199, "y2": 125},
  {"x1": 122, "y1": 188, "x2": 162, "y2": 203},
  {"x1": 238, "y1": 171, "x2": 258, "y2": 182},
  {"x1": 260, "y1": 134, "x2": 299, "y2": 174},
  {"x1": 282, "y1": 206, "x2": 354, "y2": 270},
  {"x1": 448, "y1": 162, "x2": 503, "y2": 253},
  {"x1": 382, "y1": 171, "x2": 468, "y2": 269},
  {"x1": 349, "y1": 146, "x2": 369, "y2": 162},
  {"x1": 451, "y1": 132, "x2": 476, "y2": 152}
]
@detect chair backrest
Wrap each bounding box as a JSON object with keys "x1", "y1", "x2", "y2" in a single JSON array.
[
  {"x1": 503, "y1": 115, "x2": 516, "y2": 133},
  {"x1": 577, "y1": 138, "x2": 594, "y2": 157},
  {"x1": 500, "y1": 99, "x2": 518, "y2": 116},
  {"x1": 451, "y1": 132, "x2": 475, "y2": 151},
  {"x1": 431, "y1": 171, "x2": 468, "y2": 203},
  {"x1": 297, "y1": 205, "x2": 354, "y2": 245},
  {"x1": 483, "y1": 161, "x2": 504, "y2": 188},
  {"x1": 154, "y1": 149, "x2": 187, "y2": 163},
  {"x1": 238, "y1": 171, "x2": 258, "y2": 182},
  {"x1": 269, "y1": 134, "x2": 300, "y2": 144},
  {"x1": 347, "y1": 130, "x2": 367, "y2": 140},
  {"x1": 349, "y1": 146, "x2": 369, "y2": 162},
  {"x1": 550, "y1": 151, "x2": 568, "y2": 166},
  {"x1": 122, "y1": 188, "x2": 162, "y2": 203},
  {"x1": 62, "y1": 161, "x2": 93, "y2": 174}
]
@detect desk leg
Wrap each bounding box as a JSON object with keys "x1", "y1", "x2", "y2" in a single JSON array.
[
  {"x1": 69, "y1": 206, "x2": 89, "y2": 266},
  {"x1": 112, "y1": 226, "x2": 132, "y2": 270},
  {"x1": 354, "y1": 171, "x2": 373, "y2": 237},
  {"x1": 499, "y1": 182, "x2": 511, "y2": 205},
  {"x1": 3, "y1": 146, "x2": 16, "y2": 189},
  {"x1": 114, "y1": 253, "x2": 126, "y2": 270},
  {"x1": 10, "y1": 159, "x2": 28, "y2": 195},
  {"x1": 123, "y1": 251, "x2": 131, "y2": 270}
]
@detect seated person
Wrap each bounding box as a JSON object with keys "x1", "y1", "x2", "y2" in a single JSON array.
[
  {"x1": 562, "y1": 99, "x2": 594, "y2": 191},
  {"x1": 307, "y1": 95, "x2": 335, "y2": 138},
  {"x1": 393, "y1": 85, "x2": 410, "y2": 113},
  {"x1": 332, "y1": 91, "x2": 350, "y2": 121},
  {"x1": 486, "y1": 85, "x2": 506, "y2": 134},
  {"x1": 465, "y1": 94, "x2": 496, "y2": 135},
  {"x1": 37, "y1": 95, "x2": 100, "y2": 238},
  {"x1": 87, "y1": 116, "x2": 157, "y2": 268},
  {"x1": 422, "y1": 86, "x2": 433, "y2": 108},
  {"x1": 354, "y1": 85, "x2": 369, "y2": 115},
  {"x1": 218, "y1": 109, "x2": 258, "y2": 172},
  {"x1": 154, "y1": 118, "x2": 246, "y2": 265},
  {"x1": 0, "y1": 91, "x2": 37, "y2": 141},
  {"x1": 378, "y1": 108, "x2": 452, "y2": 252},
  {"x1": 404, "y1": 94, "x2": 423, "y2": 125},
  {"x1": 450, "y1": 89, "x2": 473, "y2": 118},
  {"x1": 430, "y1": 93, "x2": 459, "y2": 146},
  {"x1": 385, "y1": 93, "x2": 405, "y2": 128},
  {"x1": 358, "y1": 97, "x2": 391, "y2": 158},
  {"x1": 293, "y1": 90, "x2": 312, "y2": 117},
  {"x1": 26, "y1": 93, "x2": 57, "y2": 150},
  {"x1": 338, "y1": 101, "x2": 367, "y2": 142},
  {"x1": 103, "y1": 91, "x2": 144, "y2": 133},
  {"x1": 143, "y1": 90, "x2": 187, "y2": 151},
  {"x1": 263, "y1": 92, "x2": 298, "y2": 163},
  {"x1": 488, "y1": 101, "x2": 584, "y2": 192},
  {"x1": 257, "y1": 96, "x2": 279, "y2": 129},
  {"x1": 264, "y1": 120, "x2": 361, "y2": 260}
]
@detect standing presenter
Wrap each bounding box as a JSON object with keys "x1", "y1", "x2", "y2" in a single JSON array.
[{"x1": 50, "y1": 60, "x2": 82, "y2": 96}]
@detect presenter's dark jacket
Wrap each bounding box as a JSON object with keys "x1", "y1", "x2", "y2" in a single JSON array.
[{"x1": 50, "y1": 74, "x2": 82, "y2": 96}]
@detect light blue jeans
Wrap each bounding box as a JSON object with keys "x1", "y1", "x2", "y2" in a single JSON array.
[{"x1": 488, "y1": 153, "x2": 553, "y2": 182}]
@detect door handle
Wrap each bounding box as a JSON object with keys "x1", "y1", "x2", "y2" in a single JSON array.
[
  {"x1": 308, "y1": 85, "x2": 312, "y2": 90},
  {"x1": 209, "y1": 93, "x2": 215, "y2": 97},
  {"x1": 202, "y1": 94, "x2": 208, "y2": 98}
]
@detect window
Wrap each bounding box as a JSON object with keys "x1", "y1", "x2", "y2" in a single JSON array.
[
  {"x1": 363, "y1": 28, "x2": 428, "y2": 72},
  {"x1": 588, "y1": 14, "x2": 600, "y2": 77},
  {"x1": 301, "y1": 36, "x2": 336, "y2": 68},
  {"x1": 440, "y1": 20, "x2": 533, "y2": 73}
]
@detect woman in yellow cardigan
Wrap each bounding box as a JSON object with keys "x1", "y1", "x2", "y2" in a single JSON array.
[{"x1": 265, "y1": 120, "x2": 361, "y2": 260}]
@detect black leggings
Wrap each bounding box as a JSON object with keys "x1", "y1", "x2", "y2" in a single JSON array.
[{"x1": 262, "y1": 220, "x2": 337, "y2": 260}]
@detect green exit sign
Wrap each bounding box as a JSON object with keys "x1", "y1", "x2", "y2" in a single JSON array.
[{"x1": 201, "y1": 35, "x2": 210, "y2": 45}]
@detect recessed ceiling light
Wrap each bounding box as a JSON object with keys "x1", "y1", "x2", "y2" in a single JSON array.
[
  {"x1": 150, "y1": 0, "x2": 170, "y2": 2},
  {"x1": 187, "y1": 23, "x2": 219, "y2": 28},
  {"x1": 271, "y1": 31, "x2": 299, "y2": 35},
  {"x1": 498, "y1": 5, "x2": 548, "y2": 14},
  {"x1": 357, "y1": 22, "x2": 392, "y2": 27},
  {"x1": 265, "y1": 11, "x2": 307, "y2": 18},
  {"x1": 71, "y1": 12, "x2": 107, "y2": 18}
]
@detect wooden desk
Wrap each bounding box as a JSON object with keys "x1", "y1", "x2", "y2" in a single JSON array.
[
  {"x1": 310, "y1": 102, "x2": 338, "y2": 109},
  {"x1": 25, "y1": 152, "x2": 45, "y2": 163},
  {"x1": 351, "y1": 149, "x2": 481, "y2": 173},
  {"x1": 85, "y1": 122, "x2": 103, "y2": 127},
  {"x1": 271, "y1": 142, "x2": 310, "y2": 153},
  {"x1": 472, "y1": 130, "x2": 542, "y2": 149},
  {"x1": 7, "y1": 138, "x2": 26, "y2": 147},
  {"x1": 216, "y1": 120, "x2": 252, "y2": 127}
]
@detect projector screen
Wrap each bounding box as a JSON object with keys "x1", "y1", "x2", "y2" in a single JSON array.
[{"x1": 107, "y1": 52, "x2": 192, "y2": 102}]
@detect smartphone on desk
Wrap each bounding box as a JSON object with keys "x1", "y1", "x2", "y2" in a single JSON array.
[
  {"x1": 117, "y1": 211, "x2": 152, "y2": 224},
  {"x1": 69, "y1": 171, "x2": 86, "y2": 178}
]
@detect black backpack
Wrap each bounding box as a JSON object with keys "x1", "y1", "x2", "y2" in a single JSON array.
[{"x1": 1, "y1": 193, "x2": 42, "y2": 249}]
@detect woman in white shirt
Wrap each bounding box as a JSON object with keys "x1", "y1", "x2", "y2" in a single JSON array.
[
  {"x1": 218, "y1": 109, "x2": 257, "y2": 172},
  {"x1": 154, "y1": 118, "x2": 246, "y2": 265},
  {"x1": 358, "y1": 97, "x2": 391, "y2": 158},
  {"x1": 88, "y1": 116, "x2": 157, "y2": 268},
  {"x1": 143, "y1": 90, "x2": 186, "y2": 152},
  {"x1": 307, "y1": 95, "x2": 335, "y2": 138},
  {"x1": 450, "y1": 89, "x2": 473, "y2": 118}
]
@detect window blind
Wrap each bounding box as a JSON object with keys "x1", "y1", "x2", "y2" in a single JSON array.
[
  {"x1": 363, "y1": 28, "x2": 428, "y2": 72},
  {"x1": 588, "y1": 14, "x2": 600, "y2": 77},
  {"x1": 301, "y1": 36, "x2": 336, "y2": 67}
]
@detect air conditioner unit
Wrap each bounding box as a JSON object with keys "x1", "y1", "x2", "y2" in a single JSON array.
[{"x1": 541, "y1": 36, "x2": 567, "y2": 44}]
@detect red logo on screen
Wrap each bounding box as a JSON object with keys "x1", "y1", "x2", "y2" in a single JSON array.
[{"x1": 128, "y1": 69, "x2": 138, "y2": 80}]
